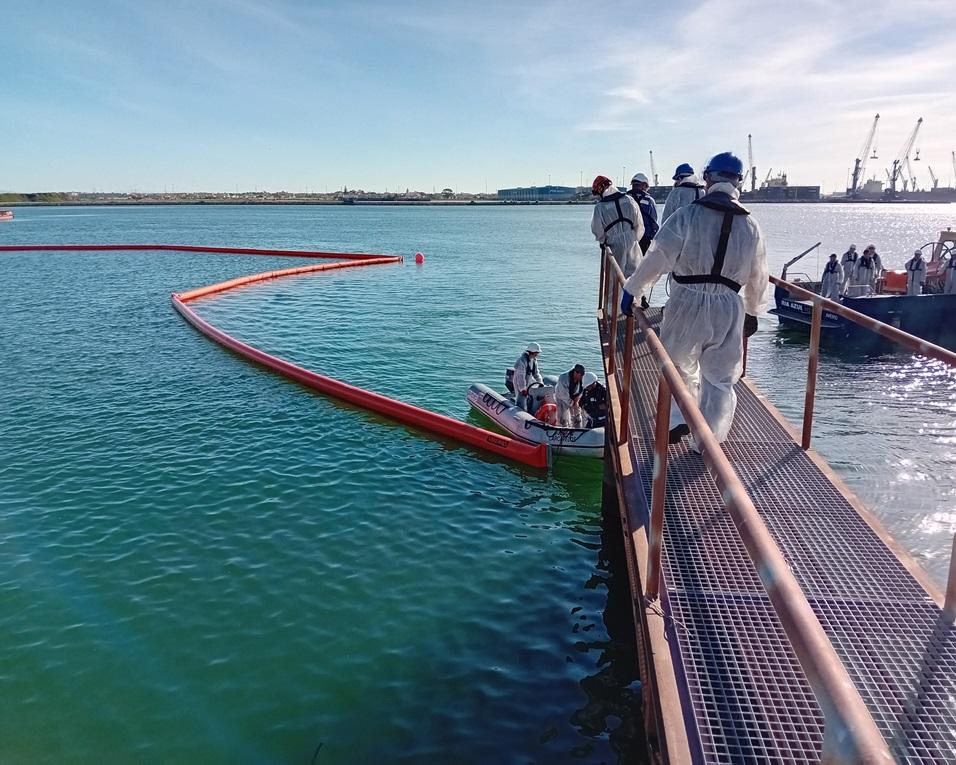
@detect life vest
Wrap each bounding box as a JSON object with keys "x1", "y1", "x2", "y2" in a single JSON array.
[
  {"x1": 907, "y1": 258, "x2": 924, "y2": 272},
  {"x1": 824, "y1": 261, "x2": 839, "y2": 275},
  {"x1": 671, "y1": 192, "x2": 750, "y2": 293},
  {"x1": 600, "y1": 191, "x2": 635, "y2": 233},
  {"x1": 535, "y1": 402, "x2": 557, "y2": 425},
  {"x1": 564, "y1": 370, "x2": 583, "y2": 399},
  {"x1": 628, "y1": 189, "x2": 659, "y2": 239},
  {"x1": 521, "y1": 352, "x2": 539, "y2": 380},
  {"x1": 948, "y1": 257, "x2": 956, "y2": 270},
  {"x1": 677, "y1": 181, "x2": 703, "y2": 200},
  {"x1": 858, "y1": 256, "x2": 874, "y2": 271}
]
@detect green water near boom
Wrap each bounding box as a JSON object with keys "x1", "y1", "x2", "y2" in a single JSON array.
[{"x1": 1, "y1": 203, "x2": 954, "y2": 763}]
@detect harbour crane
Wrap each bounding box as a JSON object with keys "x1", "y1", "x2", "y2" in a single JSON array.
[
  {"x1": 649, "y1": 150, "x2": 659, "y2": 186},
  {"x1": 747, "y1": 134, "x2": 757, "y2": 193},
  {"x1": 849, "y1": 113, "x2": 880, "y2": 196},
  {"x1": 928, "y1": 166, "x2": 938, "y2": 189},
  {"x1": 952, "y1": 151, "x2": 955, "y2": 186},
  {"x1": 888, "y1": 117, "x2": 923, "y2": 194},
  {"x1": 906, "y1": 157, "x2": 918, "y2": 192}
]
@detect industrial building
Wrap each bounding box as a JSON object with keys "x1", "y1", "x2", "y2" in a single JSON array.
[{"x1": 497, "y1": 185, "x2": 580, "y2": 202}]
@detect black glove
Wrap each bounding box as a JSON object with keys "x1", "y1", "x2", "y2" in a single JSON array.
[{"x1": 744, "y1": 314, "x2": 758, "y2": 338}]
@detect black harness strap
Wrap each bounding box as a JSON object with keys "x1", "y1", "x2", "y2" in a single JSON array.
[
  {"x1": 672, "y1": 211, "x2": 743, "y2": 292},
  {"x1": 602, "y1": 192, "x2": 635, "y2": 233}
]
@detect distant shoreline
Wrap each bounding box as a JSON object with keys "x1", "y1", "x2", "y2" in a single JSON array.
[{"x1": 0, "y1": 199, "x2": 594, "y2": 207}]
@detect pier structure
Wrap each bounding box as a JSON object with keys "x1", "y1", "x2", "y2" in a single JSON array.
[{"x1": 598, "y1": 250, "x2": 956, "y2": 763}]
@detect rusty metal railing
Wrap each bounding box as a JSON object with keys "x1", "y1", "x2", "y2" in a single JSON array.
[
  {"x1": 598, "y1": 247, "x2": 894, "y2": 763},
  {"x1": 772, "y1": 274, "x2": 956, "y2": 621}
]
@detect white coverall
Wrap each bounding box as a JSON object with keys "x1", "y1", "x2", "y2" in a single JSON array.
[
  {"x1": 853, "y1": 257, "x2": 878, "y2": 290},
  {"x1": 661, "y1": 175, "x2": 705, "y2": 224},
  {"x1": 512, "y1": 352, "x2": 543, "y2": 412},
  {"x1": 555, "y1": 370, "x2": 584, "y2": 427},
  {"x1": 820, "y1": 261, "x2": 843, "y2": 300},
  {"x1": 904, "y1": 256, "x2": 926, "y2": 295},
  {"x1": 591, "y1": 186, "x2": 645, "y2": 277},
  {"x1": 840, "y1": 250, "x2": 858, "y2": 290},
  {"x1": 623, "y1": 182, "x2": 769, "y2": 444},
  {"x1": 946, "y1": 258, "x2": 956, "y2": 294}
]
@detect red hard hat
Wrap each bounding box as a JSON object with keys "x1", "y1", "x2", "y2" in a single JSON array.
[{"x1": 591, "y1": 175, "x2": 613, "y2": 195}]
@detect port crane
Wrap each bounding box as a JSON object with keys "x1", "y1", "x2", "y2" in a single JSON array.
[
  {"x1": 887, "y1": 117, "x2": 923, "y2": 194},
  {"x1": 849, "y1": 113, "x2": 879, "y2": 196},
  {"x1": 952, "y1": 151, "x2": 956, "y2": 186},
  {"x1": 747, "y1": 134, "x2": 757, "y2": 193},
  {"x1": 649, "y1": 150, "x2": 659, "y2": 186},
  {"x1": 928, "y1": 166, "x2": 938, "y2": 189}
]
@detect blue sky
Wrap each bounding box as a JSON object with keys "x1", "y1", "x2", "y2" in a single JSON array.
[{"x1": 4, "y1": 0, "x2": 956, "y2": 193}]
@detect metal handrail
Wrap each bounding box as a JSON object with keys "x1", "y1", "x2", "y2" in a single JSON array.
[
  {"x1": 599, "y1": 250, "x2": 894, "y2": 763},
  {"x1": 773, "y1": 274, "x2": 956, "y2": 618}
]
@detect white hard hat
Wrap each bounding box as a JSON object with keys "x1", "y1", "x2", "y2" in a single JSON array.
[
  {"x1": 582, "y1": 372, "x2": 598, "y2": 387},
  {"x1": 526, "y1": 342, "x2": 541, "y2": 353},
  {"x1": 631, "y1": 172, "x2": 649, "y2": 184}
]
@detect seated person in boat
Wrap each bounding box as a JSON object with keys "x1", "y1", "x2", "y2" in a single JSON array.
[
  {"x1": 820, "y1": 253, "x2": 843, "y2": 300},
  {"x1": 580, "y1": 372, "x2": 608, "y2": 428},
  {"x1": 555, "y1": 364, "x2": 586, "y2": 427},
  {"x1": 512, "y1": 342, "x2": 544, "y2": 413}
]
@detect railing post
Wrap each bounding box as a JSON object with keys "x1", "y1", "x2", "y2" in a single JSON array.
[
  {"x1": 646, "y1": 375, "x2": 671, "y2": 600},
  {"x1": 945, "y1": 535, "x2": 956, "y2": 623},
  {"x1": 618, "y1": 311, "x2": 636, "y2": 445},
  {"x1": 598, "y1": 246, "x2": 607, "y2": 313},
  {"x1": 609, "y1": 280, "x2": 620, "y2": 374},
  {"x1": 801, "y1": 300, "x2": 823, "y2": 450}
]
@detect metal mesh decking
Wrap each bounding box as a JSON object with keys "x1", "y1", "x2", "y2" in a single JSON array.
[{"x1": 604, "y1": 310, "x2": 956, "y2": 763}]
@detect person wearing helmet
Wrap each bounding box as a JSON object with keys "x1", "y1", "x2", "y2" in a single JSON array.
[
  {"x1": 513, "y1": 342, "x2": 544, "y2": 413},
  {"x1": 619, "y1": 151, "x2": 769, "y2": 447},
  {"x1": 579, "y1": 371, "x2": 608, "y2": 428},
  {"x1": 555, "y1": 363, "x2": 586, "y2": 427},
  {"x1": 904, "y1": 249, "x2": 926, "y2": 295},
  {"x1": 820, "y1": 253, "x2": 843, "y2": 300},
  {"x1": 628, "y1": 172, "x2": 659, "y2": 254},
  {"x1": 590, "y1": 174, "x2": 645, "y2": 278},
  {"x1": 661, "y1": 163, "x2": 705, "y2": 224},
  {"x1": 840, "y1": 245, "x2": 859, "y2": 292}
]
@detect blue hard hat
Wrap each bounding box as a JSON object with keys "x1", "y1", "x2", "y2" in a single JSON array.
[
  {"x1": 704, "y1": 152, "x2": 744, "y2": 178},
  {"x1": 672, "y1": 163, "x2": 694, "y2": 180}
]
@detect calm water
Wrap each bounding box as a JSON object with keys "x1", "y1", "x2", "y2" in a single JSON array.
[{"x1": 1, "y1": 203, "x2": 954, "y2": 763}]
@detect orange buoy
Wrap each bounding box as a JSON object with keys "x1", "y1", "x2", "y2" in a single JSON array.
[{"x1": 415, "y1": 252, "x2": 425, "y2": 265}]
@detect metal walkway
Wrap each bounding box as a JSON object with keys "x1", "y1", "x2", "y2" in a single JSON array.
[{"x1": 603, "y1": 309, "x2": 956, "y2": 763}]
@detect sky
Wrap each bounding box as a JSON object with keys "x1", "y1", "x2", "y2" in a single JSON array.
[{"x1": 3, "y1": 0, "x2": 956, "y2": 193}]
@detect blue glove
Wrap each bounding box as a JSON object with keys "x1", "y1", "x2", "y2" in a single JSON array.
[{"x1": 620, "y1": 290, "x2": 635, "y2": 315}]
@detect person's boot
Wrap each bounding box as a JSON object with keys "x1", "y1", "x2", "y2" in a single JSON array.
[
  {"x1": 668, "y1": 424, "x2": 690, "y2": 444},
  {"x1": 640, "y1": 295, "x2": 650, "y2": 310}
]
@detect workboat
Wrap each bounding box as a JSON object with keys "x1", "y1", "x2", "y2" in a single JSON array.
[
  {"x1": 770, "y1": 230, "x2": 956, "y2": 349},
  {"x1": 0, "y1": 210, "x2": 13, "y2": 221},
  {"x1": 467, "y1": 376, "x2": 605, "y2": 459}
]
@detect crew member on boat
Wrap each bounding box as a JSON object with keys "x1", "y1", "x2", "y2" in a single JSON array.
[
  {"x1": 580, "y1": 372, "x2": 608, "y2": 428},
  {"x1": 853, "y1": 248, "x2": 878, "y2": 290},
  {"x1": 590, "y1": 174, "x2": 644, "y2": 278},
  {"x1": 619, "y1": 151, "x2": 768, "y2": 447},
  {"x1": 513, "y1": 342, "x2": 544, "y2": 413},
  {"x1": 868, "y1": 244, "x2": 883, "y2": 273},
  {"x1": 661, "y1": 163, "x2": 705, "y2": 223},
  {"x1": 821, "y1": 253, "x2": 843, "y2": 300},
  {"x1": 840, "y1": 245, "x2": 858, "y2": 291},
  {"x1": 904, "y1": 249, "x2": 926, "y2": 295},
  {"x1": 628, "y1": 172, "x2": 659, "y2": 254},
  {"x1": 555, "y1": 364, "x2": 586, "y2": 427},
  {"x1": 946, "y1": 254, "x2": 956, "y2": 294}
]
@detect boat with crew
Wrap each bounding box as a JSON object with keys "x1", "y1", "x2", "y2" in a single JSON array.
[
  {"x1": 467, "y1": 376, "x2": 605, "y2": 459},
  {"x1": 0, "y1": 210, "x2": 13, "y2": 221},
  {"x1": 770, "y1": 230, "x2": 956, "y2": 349}
]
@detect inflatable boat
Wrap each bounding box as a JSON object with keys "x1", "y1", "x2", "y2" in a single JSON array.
[
  {"x1": 0, "y1": 211, "x2": 13, "y2": 221},
  {"x1": 467, "y1": 378, "x2": 606, "y2": 459}
]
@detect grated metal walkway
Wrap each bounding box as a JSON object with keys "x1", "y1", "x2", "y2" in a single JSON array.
[{"x1": 604, "y1": 310, "x2": 956, "y2": 763}]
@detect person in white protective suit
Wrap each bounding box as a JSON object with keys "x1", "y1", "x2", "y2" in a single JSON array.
[
  {"x1": 661, "y1": 163, "x2": 706, "y2": 224},
  {"x1": 853, "y1": 249, "x2": 878, "y2": 290},
  {"x1": 590, "y1": 174, "x2": 645, "y2": 278},
  {"x1": 904, "y1": 249, "x2": 926, "y2": 295},
  {"x1": 555, "y1": 363, "x2": 586, "y2": 427},
  {"x1": 820, "y1": 253, "x2": 844, "y2": 300},
  {"x1": 620, "y1": 152, "x2": 769, "y2": 446},
  {"x1": 840, "y1": 245, "x2": 859, "y2": 291},
  {"x1": 513, "y1": 342, "x2": 544, "y2": 413},
  {"x1": 945, "y1": 254, "x2": 956, "y2": 294},
  {"x1": 869, "y1": 244, "x2": 883, "y2": 273}
]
